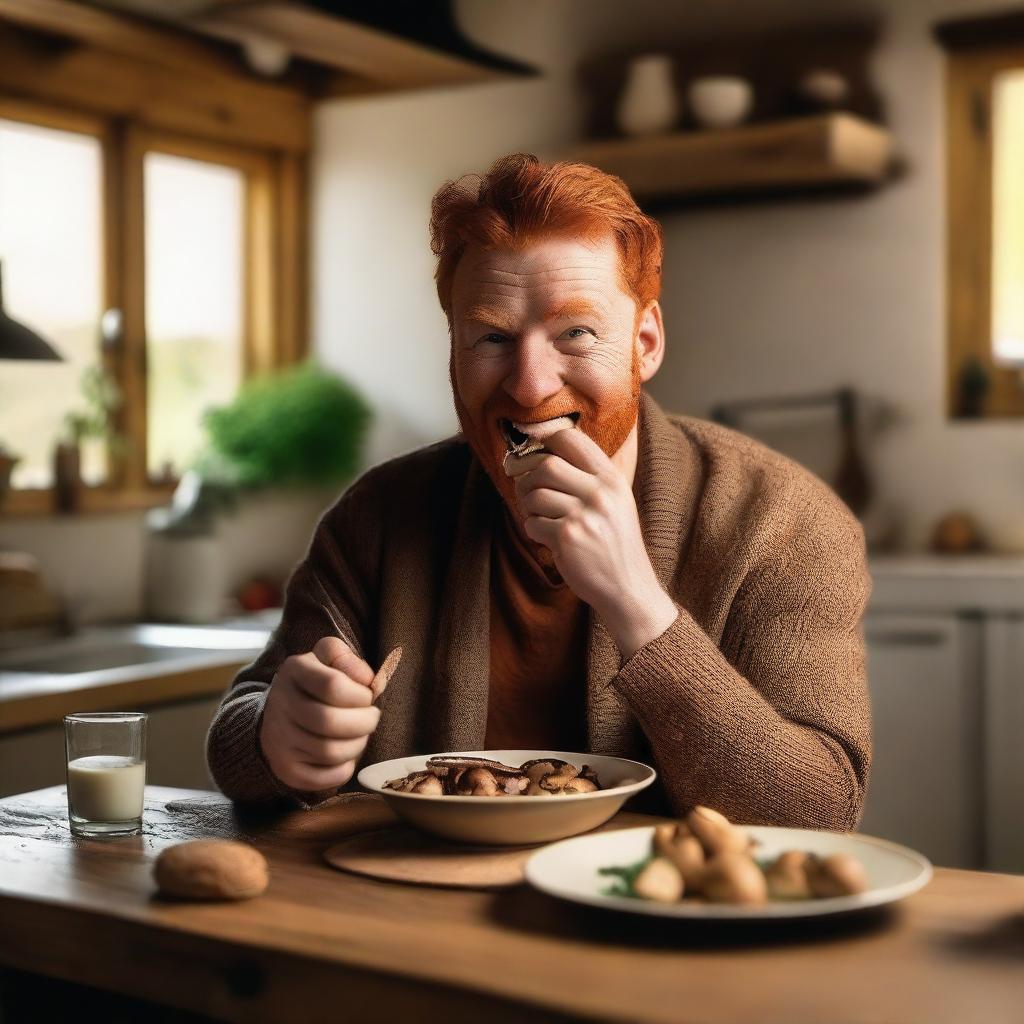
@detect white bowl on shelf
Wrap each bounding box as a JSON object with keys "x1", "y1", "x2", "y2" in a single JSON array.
[
  {"x1": 358, "y1": 749, "x2": 657, "y2": 846},
  {"x1": 688, "y1": 76, "x2": 754, "y2": 129}
]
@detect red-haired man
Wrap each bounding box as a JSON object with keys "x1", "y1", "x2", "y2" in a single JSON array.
[{"x1": 207, "y1": 154, "x2": 871, "y2": 828}]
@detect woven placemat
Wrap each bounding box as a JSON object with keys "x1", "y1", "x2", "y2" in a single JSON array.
[{"x1": 324, "y1": 825, "x2": 539, "y2": 888}]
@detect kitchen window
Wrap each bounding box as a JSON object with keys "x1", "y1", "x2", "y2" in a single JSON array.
[
  {"x1": 0, "y1": 66, "x2": 308, "y2": 515},
  {"x1": 941, "y1": 19, "x2": 1024, "y2": 417}
]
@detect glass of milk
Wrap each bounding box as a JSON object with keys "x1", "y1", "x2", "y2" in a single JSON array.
[{"x1": 64, "y1": 712, "x2": 148, "y2": 838}]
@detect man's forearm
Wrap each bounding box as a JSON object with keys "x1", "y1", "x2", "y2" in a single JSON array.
[{"x1": 611, "y1": 608, "x2": 867, "y2": 831}]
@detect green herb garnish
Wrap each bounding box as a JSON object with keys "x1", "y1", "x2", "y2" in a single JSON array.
[{"x1": 598, "y1": 854, "x2": 654, "y2": 898}]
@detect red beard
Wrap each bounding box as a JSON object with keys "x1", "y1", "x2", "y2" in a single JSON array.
[{"x1": 451, "y1": 346, "x2": 642, "y2": 536}]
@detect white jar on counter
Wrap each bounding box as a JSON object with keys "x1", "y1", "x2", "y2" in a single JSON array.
[{"x1": 144, "y1": 533, "x2": 225, "y2": 624}]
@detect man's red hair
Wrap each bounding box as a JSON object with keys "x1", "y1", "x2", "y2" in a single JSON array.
[{"x1": 429, "y1": 153, "x2": 663, "y2": 326}]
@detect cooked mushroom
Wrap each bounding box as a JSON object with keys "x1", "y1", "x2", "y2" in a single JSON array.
[
  {"x1": 652, "y1": 823, "x2": 705, "y2": 886},
  {"x1": 539, "y1": 764, "x2": 581, "y2": 794},
  {"x1": 384, "y1": 770, "x2": 434, "y2": 793},
  {"x1": 426, "y1": 755, "x2": 520, "y2": 775},
  {"x1": 501, "y1": 773, "x2": 530, "y2": 796},
  {"x1": 686, "y1": 806, "x2": 752, "y2": 857},
  {"x1": 409, "y1": 774, "x2": 443, "y2": 796},
  {"x1": 697, "y1": 853, "x2": 768, "y2": 905},
  {"x1": 519, "y1": 758, "x2": 564, "y2": 784},
  {"x1": 562, "y1": 776, "x2": 599, "y2": 794},
  {"x1": 805, "y1": 852, "x2": 868, "y2": 898},
  {"x1": 763, "y1": 850, "x2": 813, "y2": 900},
  {"x1": 454, "y1": 767, "x2": 500, "y2": 797},
  {"x1": 632, "y1": 857, "x2": 685, "y2": 903}
]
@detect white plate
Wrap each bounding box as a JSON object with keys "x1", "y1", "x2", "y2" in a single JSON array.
[
  {"x1": 358, "y1": 750, "x2": 656, "y2": 846},
  {"x1": 525, "y1": 825, "x2": 932, "y2": 919}
]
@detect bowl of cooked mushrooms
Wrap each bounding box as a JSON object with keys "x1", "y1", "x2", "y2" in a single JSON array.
[{"x1": 357, "y1": 749, "x2": 656, "y2": 845}]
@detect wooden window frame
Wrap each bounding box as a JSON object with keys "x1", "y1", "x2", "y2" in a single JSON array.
[
  {"x1": 0, "y1": 24, "x2": 310, "y2": 517},
  {"x1": 945, "y1": 38, "x2": 1024, "y2": 418}
]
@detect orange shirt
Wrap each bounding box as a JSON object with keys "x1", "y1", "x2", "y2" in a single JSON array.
[{"x1": 485, "y1": 509, "x2": 589, "y2": 751}]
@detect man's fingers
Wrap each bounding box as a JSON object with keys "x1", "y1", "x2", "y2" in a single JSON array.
[
  {"x1": 519, "y1": 486, "x2": 576, "y2": 519},
  {"x1": 283, "y1": 759, "x2": 358, "y2": 791},
  {"x1": 512, "y1": 455, "x2": 594, "y2": 501},
  {"x1": 504, "y1": 449, "x2": 548, "y2": 478},
  {"x1": 312, "y1": 636, "x2": 374, "y2": 687},
  {"x1": 286, "y1": 654, "x2": 373, "y2": 708},
  {"x1": 288, "y1": 700, "x2": 381, "y2": 741},
  {"x1": 537, "y1": 426, "x2": 610, "y2": 475},
  {"x1": 523, "y1": 515, "x2": 560, "y2": 551},
  {"x1": 290, "y1": 734, "x2": 367, "y2": 766}
]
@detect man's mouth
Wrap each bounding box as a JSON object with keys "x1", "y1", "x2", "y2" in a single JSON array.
[{"x1": 499, "y1": 413, "x2": 580, "y2": 455}]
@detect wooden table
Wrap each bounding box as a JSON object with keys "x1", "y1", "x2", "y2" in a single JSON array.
[{"x1": 2, "y1": 786, "x2": 1023, "y2": 1024}]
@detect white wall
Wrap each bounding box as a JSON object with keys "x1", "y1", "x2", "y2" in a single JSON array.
[{"x1": 311, "y1": 0, "x2": 1024, "y2": 551}]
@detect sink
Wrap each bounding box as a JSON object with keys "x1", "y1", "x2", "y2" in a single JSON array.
[{"x1": 0, "y1": 624, "x2": 271, "y2": 677}]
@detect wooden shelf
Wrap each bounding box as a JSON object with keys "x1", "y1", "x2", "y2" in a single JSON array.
[{"x1": 573, "y1": 113, "x2": 894, "y2": 203}]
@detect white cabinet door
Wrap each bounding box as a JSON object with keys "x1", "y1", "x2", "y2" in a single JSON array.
[
  {"x1": 982, "y1": 615, "x2": 1024, "y2": 873},
  {"x1": 860, "y1": 612, "x2": 983, "y2": 869}
]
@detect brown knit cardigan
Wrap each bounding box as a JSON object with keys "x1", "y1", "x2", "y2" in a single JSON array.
[{"x1": 206, "y1": 392, "x2": 872, "y2": 829}]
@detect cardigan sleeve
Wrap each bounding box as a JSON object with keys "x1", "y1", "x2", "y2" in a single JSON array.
[
  {"x1": 612, "y1": 501, "x2": 872, "y2": 831},
  {"x1": 205, "y1": 474, "x2": 383, "y2": 809}
]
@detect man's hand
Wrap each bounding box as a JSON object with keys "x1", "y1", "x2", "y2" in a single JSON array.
[
  {"x1": 506, "y1": 428, "x2": 678, "y2": 660},
  {"x1": 259, "y1": 636, "x2": 381, "y2": 792}
]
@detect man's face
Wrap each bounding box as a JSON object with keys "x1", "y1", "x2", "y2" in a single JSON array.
[{"x1": 449, "y1": 233, "x2": 642, "y2": 516}]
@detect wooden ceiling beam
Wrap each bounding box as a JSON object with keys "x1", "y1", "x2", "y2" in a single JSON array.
[
  {"x1": 0, "y1": 0, "x2": 246, "y2": 79},
  {"x1": 191, "y1": 2, "x2": 511, "y2": 90},
  {"x1": 0, "y1": 23, "x2": 310, "y2": 151}
]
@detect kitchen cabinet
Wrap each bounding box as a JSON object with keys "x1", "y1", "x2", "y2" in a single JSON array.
[
  {"x1": 0, "y1": 695, "x2": 223, "y2": 799},
  {"x1": 860, "y1": 612, "x2": 984, "y2": 869},
  {"x1": 865, "y1": 556, "x2": 1024, "y2": 873}
]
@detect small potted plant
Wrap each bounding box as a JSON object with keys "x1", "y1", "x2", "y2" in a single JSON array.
[{"x1": 55, "y1": 364, "x2": 124, "y2": 513}]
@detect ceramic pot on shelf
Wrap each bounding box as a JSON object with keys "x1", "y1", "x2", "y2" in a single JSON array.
[
  {"x1": 688, "y1": 76, "x2": 754, "y2": 129},
  {"x1": 616, "y1": 54, "x2": 679, "y2": 138}
]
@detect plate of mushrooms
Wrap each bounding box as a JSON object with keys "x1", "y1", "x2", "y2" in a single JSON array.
[
  {"x1": 525, "y1": 806, "x2": 932, "y2": 919},
  {"x1": 358, "y1": 750, "x2": 656, "y2": 846}
]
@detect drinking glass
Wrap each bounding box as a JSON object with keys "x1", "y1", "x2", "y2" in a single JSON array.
[{"x1": 64, "y1": 712, "x2": 147, "y2": 837}]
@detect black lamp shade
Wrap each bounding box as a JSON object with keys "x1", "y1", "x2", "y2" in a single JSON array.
[{"x1": 0, "y1": 261, "x2": 63, "y2": 361}]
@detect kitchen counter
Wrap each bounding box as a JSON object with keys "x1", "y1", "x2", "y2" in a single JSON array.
[
  {"x1": 2, "y1": 785, "x2": 1024, "y2": 1023},
  {"x1": 869, "y1": 553, "x2": 1024, "y2": 612},
  {"x1": 0, "y1": 619, "x2": 273, "y2": 734}
]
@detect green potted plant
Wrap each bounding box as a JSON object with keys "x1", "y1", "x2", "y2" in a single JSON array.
[
  {"x1": 202, "y1": 360, "x2": 372, "y2": 489},
  {"x1": 145, "y1": 362, "x2": 371, "y2": 622}
]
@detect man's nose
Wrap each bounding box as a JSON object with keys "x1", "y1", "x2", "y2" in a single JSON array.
[{"x1": 502, "y1": 334, "x2": 564, "y2": 408}]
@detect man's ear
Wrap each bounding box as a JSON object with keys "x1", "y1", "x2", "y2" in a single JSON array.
[{"x1": 635, "y1": 301, "x2": 665, "y2": 383}]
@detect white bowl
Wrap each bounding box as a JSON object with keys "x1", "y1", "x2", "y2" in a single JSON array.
[
  {"x1": 358, "y1": 749, "x2": 656, "y2": 846},
  {"x1": 688, "y1": 76, "x2": 754, "y2": 129}
]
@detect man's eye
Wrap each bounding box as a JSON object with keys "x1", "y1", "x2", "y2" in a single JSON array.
[
  {"x1": 478, "y1": 333, "x2": 508, "y2": 345},
  {"x1": 563, "y1": 327, "x2": 594, "y2": 340}
]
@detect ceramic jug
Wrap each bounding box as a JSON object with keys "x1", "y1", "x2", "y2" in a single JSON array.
[{"x1": 616, "y1": 54, "x2": 678, "y2": 137}]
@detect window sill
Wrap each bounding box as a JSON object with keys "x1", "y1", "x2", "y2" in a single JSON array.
[{"x1": 0, "y1": 484, "x2": 176, "y2": 519}]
